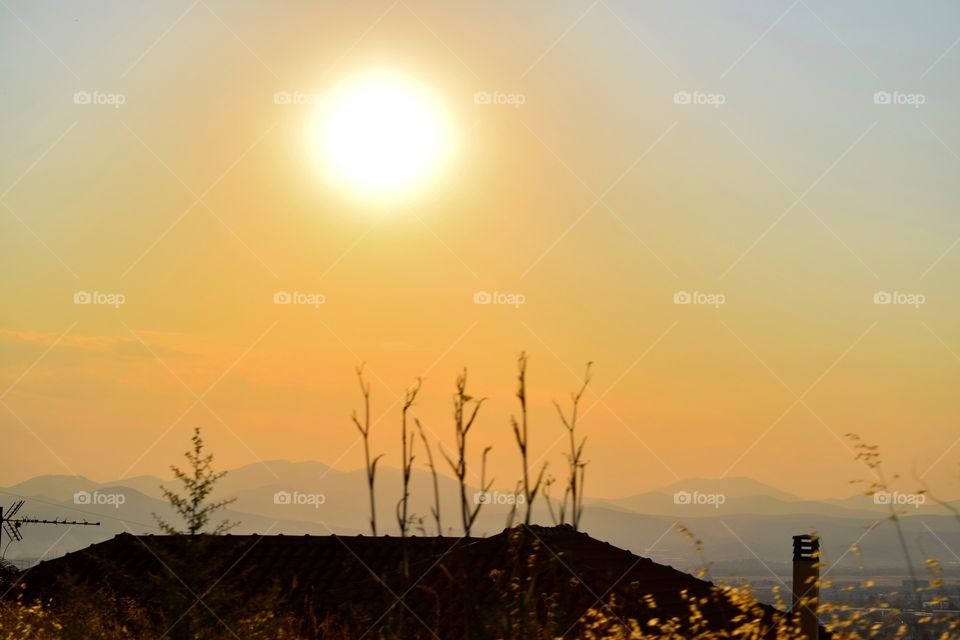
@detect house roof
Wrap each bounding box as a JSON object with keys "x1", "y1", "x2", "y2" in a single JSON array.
[{"x1": 11, "y1": 524, "x2": 820, "y2": 638}]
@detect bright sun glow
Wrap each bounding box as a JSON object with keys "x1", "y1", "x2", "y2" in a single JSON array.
[{"x1": 313, "y1": 71, "x2": 453, "y2": 201}]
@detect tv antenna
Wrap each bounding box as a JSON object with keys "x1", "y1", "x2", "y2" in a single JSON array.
[{"x1": 1, "y1": 500, "x2": 100, "y2": 555}]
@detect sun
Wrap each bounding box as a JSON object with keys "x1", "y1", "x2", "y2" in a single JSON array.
[{"x1": 312, "y1": 71, "x2": 453, "y2": 201}]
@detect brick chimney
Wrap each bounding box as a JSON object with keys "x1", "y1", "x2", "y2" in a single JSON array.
[{"x1": 792, "y1": 534, "x2": 820, "y2": 640}]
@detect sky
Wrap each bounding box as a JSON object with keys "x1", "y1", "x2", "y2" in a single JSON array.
[{"x1": 1, "y1": 0, "x2": 959, "y2": 500}]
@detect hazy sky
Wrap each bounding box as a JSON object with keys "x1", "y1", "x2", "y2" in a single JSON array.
[{"x1": 2, "y1": 1, "x2": 959, "y2": 500}]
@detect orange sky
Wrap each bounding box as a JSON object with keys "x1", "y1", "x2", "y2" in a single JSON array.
[{"x1": 2, "y1": 1, "x2": 959, "y2": 500}]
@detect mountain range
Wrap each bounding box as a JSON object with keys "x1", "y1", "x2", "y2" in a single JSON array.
[{"x1": 4, "y1": 461, "x2": 960, "y2": 579}]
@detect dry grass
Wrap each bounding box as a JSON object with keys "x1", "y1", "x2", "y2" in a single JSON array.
[{"x1": 3, "y1": 580, "x2": 958, "y2": 639}]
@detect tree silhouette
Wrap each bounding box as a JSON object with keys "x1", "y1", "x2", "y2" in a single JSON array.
[{"x1": 153, "y1": 427, "x2": 236, "y2": 535}]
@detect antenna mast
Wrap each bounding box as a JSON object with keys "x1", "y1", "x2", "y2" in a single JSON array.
[{"x1": 1, "y1": 500, "x2": 100, "y2": 554}]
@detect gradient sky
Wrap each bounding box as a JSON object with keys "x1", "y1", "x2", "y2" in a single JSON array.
[{"x1": 2, "y1": 0, "x2": 959, "y2": 500}]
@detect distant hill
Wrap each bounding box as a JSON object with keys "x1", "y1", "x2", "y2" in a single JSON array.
[{"x1": 6, "y1": 475, "x2": 104, "y2": 502}]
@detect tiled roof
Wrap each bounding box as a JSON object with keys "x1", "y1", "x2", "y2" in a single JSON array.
[{"x1": 12, "y1": 525, "x2": 820, "y2": 638}]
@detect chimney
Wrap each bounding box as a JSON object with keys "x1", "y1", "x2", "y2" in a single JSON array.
[{"x1": 792, "y1": 534, "x2": 820, "y2": 640}]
